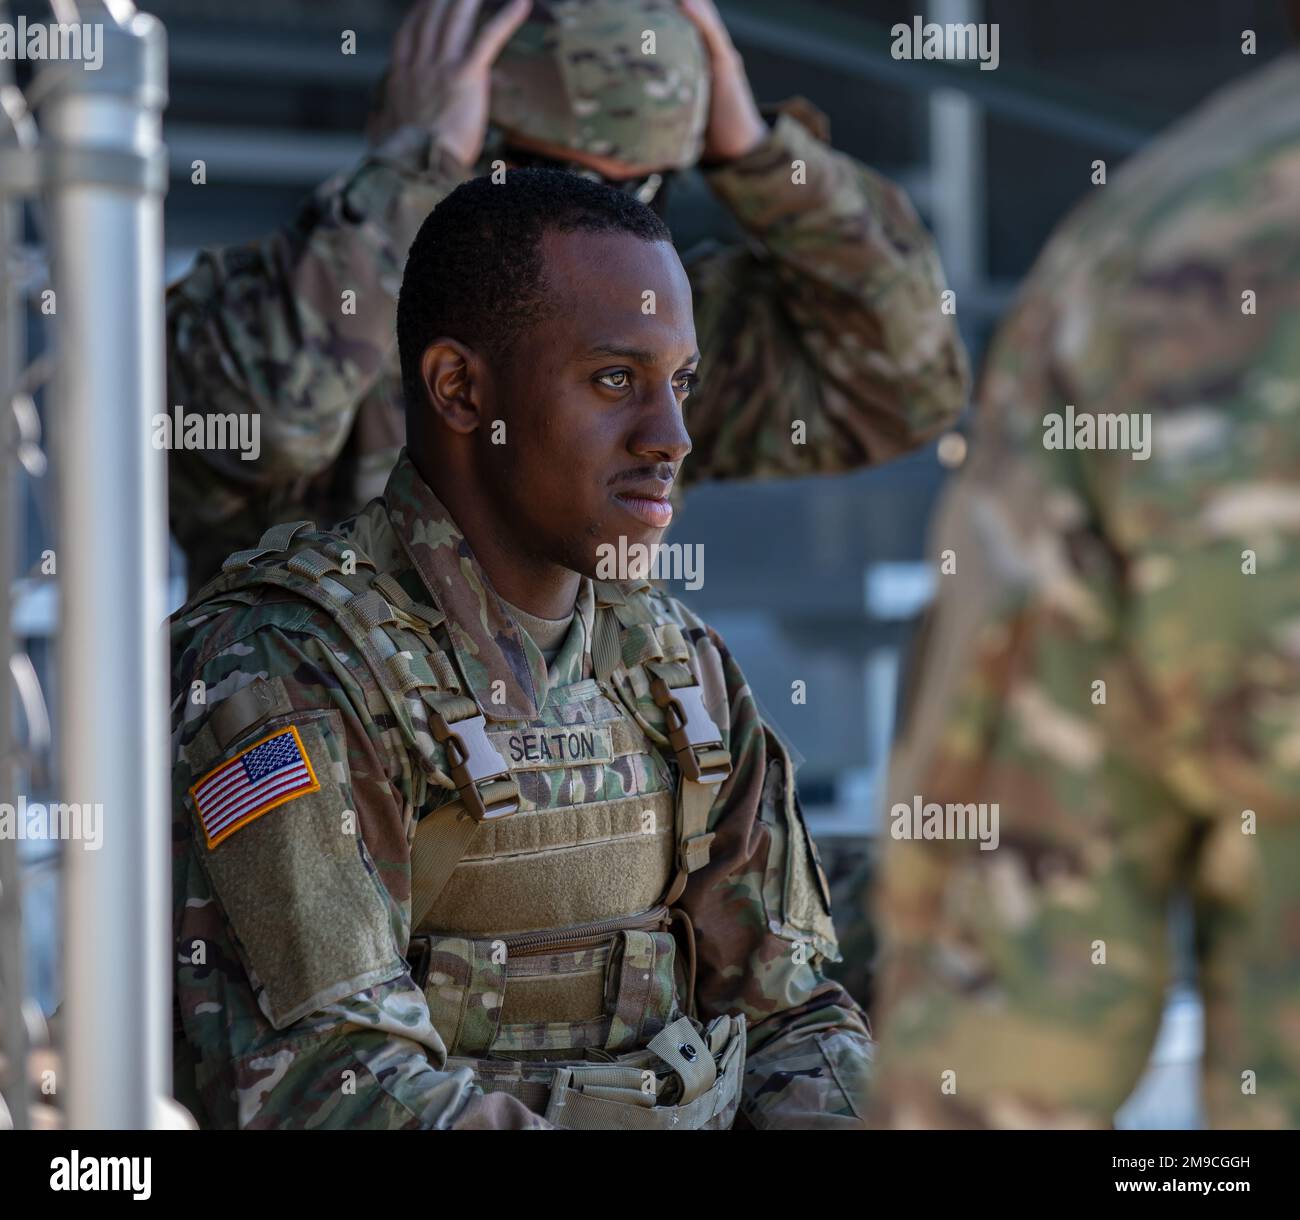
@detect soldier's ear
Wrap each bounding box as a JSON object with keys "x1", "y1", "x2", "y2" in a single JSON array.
[{"x1": 419, "y1": 338, "x2": 485, "y2": 435}]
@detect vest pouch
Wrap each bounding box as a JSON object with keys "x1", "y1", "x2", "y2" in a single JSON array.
[
  {"x1": 542, "y1": 1013, "x2": 748, "y2": 1130},
  {"x1": 411, "y1": 907, "x2": 681, "y2": 1058},
  {"x1": 410, "y1": 933, "x2": 507, "y2": 1058},
  {"x1": 603, "y1": 928, "x2": 680, "y2": 1052},
  {"x1": 492, "y1": 913, "x2": 680, "y2": 1056},
  {"x1": 447, "y1": 1012, "x2": 747, "y2": 1129}
]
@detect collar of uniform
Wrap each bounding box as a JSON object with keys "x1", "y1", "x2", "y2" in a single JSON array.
[
  {"x1": 382, "y1": 448, "x2": 594, "y2": 721},
  {"x1": 540, "y1": 583, "x2": 595, "y2": 692}
]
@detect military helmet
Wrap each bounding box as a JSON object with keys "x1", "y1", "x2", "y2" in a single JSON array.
[{"x1": 481, "y1": 0, "x2": 710, "y2": 171}]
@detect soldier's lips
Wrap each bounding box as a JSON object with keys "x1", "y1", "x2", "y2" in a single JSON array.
[{"x1": 612, "y1": 493, "x2": 673, "y2": 529}]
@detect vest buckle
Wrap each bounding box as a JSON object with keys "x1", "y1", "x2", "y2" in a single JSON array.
[
  {"x1": 428, "y1": 709, "x2": 518, "y2": 820},
  {"x1": 649, "y1": 676, "x2": 731, "y2": 785}
]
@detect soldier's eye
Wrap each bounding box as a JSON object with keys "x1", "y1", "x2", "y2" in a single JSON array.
[
  {"x1": 596, "y1": 370, "x2": 631, "y2": 389},
  {"x1": 674, "y1": 371, "x2": 700, "y2": 395}
]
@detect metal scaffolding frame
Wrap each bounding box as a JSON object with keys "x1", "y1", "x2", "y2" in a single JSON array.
[
  {"x1": 0, "y1": 0, "x2": 174, "y2": 1129},
  {"x1": 0, "y1": 0, "x2": 32, "y2": 1134}
]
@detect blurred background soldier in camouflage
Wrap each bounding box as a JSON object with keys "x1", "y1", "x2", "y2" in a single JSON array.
[
  {"x1": 864, "y1": 51, "x2": 1300, "y2": 1128},
  {"x1": 165, "y1": 0, "x2": 967, "y2": 590}
]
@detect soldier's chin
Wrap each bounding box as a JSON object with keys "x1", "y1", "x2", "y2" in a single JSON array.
[{"x1": 586, "y1": 528, "x2": 670, "y2": 585}]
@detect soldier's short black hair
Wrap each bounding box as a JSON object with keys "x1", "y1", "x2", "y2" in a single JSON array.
[{"x1": 397, "y1": 168, "x2": 673, "y2": 419}]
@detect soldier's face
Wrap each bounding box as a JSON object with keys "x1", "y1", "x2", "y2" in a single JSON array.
[{"x1": 487, "y1": 229, "x2": 697, "y2": 579}]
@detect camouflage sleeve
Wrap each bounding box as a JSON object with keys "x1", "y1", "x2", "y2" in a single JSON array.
[
  {"x1": 680, "y1": 103, "x2": 969, "y2": 487},
  {"x1": 171, "y1": 610, "x2": 547, "y2": 1129},
  {"x1": 166, "y1": 125, "x2": 472, "y2": 554},
  {"x1": 867, "y1": 156, "x2": 1300, "y2": 1127},
  {"x1": 673, "y1": 607, "x2": 872, "y2": 1129}
]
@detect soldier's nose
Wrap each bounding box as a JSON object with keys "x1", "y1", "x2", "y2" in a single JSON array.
[{"x1": 630, "y1": 406, "x2": 692, "y2": 466}]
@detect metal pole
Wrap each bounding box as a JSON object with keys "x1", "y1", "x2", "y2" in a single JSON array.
[
  {"x1": 928, "y1": 0, "x2": 987, "y2": 305},
  {"x1": 38, "y1": 0, "x2": 171, "y2": 1128},
  {"x1": 0, "y1": 0, "x2": 30, "y2": 1133}
]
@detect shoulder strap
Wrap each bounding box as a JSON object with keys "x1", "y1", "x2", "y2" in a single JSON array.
[
  {"x1": 592, "y1": 581, "x2": 731, "y2": 907},
  {"x1": 208, "y1": 521, "x2": 519, "y2": 931}
]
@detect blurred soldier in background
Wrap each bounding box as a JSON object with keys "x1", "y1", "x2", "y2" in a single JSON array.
[
  {"x1": 166, "y1": 0, "x2": 967, "y2": 589},
  {"x1": 865, "y1": 51, "x2": 1300, "y2": 1128}
]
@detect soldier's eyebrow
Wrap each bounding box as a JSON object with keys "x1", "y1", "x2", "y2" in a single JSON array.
[{"x1": 587, "y1": 343, "x2": 701, "y2": 365}]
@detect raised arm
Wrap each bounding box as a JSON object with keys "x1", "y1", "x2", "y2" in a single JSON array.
[
  {"x1": 676, "y1": 0, "x2": 968, "y2": 486},
  {"x1": 682, "y1": 106, "x2": 968, "y2": 485}
]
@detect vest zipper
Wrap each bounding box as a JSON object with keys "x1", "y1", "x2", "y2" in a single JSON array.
[{"x1": 501, "y1": 904, "x2": 671, "y2": 958}]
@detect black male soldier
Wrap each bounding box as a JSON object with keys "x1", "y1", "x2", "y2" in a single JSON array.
[
  {"x1": 167, "y1": 0, "x2": 967, "y2": 589},
  {"x1": 171, "y1": 169, "x2": 872, "y2": 1129}
]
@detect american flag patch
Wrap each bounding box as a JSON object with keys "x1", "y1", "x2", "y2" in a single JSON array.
[{"x1": 190, "y1": 725, "x2": 320, "y2": 848}]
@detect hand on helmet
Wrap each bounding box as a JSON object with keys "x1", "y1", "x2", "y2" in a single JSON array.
[
  {"x1": 680, "y1": 0, "x2": 767, "y2": 164},
  {"x1": 369, "y1": 0, "x2": 532, "y2": 165}
]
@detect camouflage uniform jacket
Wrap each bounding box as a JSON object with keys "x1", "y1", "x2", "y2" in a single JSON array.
[
  {"x1": 171, "y1": 449, "x2": 873, "y2": 1129},
  {"x1": 869, "y1": 54, "x2": 1300, "y2": 1129},
  {"x1": 167, "y1": 101, "x2": 968, "y2": 588}
]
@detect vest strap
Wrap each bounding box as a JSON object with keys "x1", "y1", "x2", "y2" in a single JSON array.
[
  {"x1": 345, "y1": 587, "x2": 400, "y2": 630},
  {"x1": 284, "y1": 548, "x2": 341, "y2": 582},
  {"x1": 259, "y1": 519, "x2": 315, "y2": 551},
  {"x1": 410, "y1": 934, "x2": 506, "y2": 1057},
  {"x1": 661, "y1": 774, "x2": 718, "y2": 908},
  {"x1": 606, "y1": 929, "x2": 677, "y2": 1050},
  {"x1": 650, "y1": 672, "x2": 729, "y2": 909},
  {"x1": 667, "y1": 908, "x2": 698, "y2": 1021},
  {"x1": 373, "y1": 571, "x2": 445, "y2": 632},
  {"x1": 648, "y1": 1016, "x2": 715, "y2": 1105},
  {"x1": 650, "y1": 675, "x2": 731, "y2": 784},
  {"x1": 409, "y1": 702, "x2": 520, "y2": 932},
  {"x1": 428, "y1": 708, "x2": 519, "y2": 822},
  {"x1": 221, "y1": 518, "x2": 314, "y2": 567},
  {"x1": 591, "y1": 595, "x2": 732, "y2": 916}
]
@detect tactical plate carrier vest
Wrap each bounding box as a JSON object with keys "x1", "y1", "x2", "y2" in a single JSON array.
[{"x1": 208, "y1": 519, "x2": 748, "y2": 1129}]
